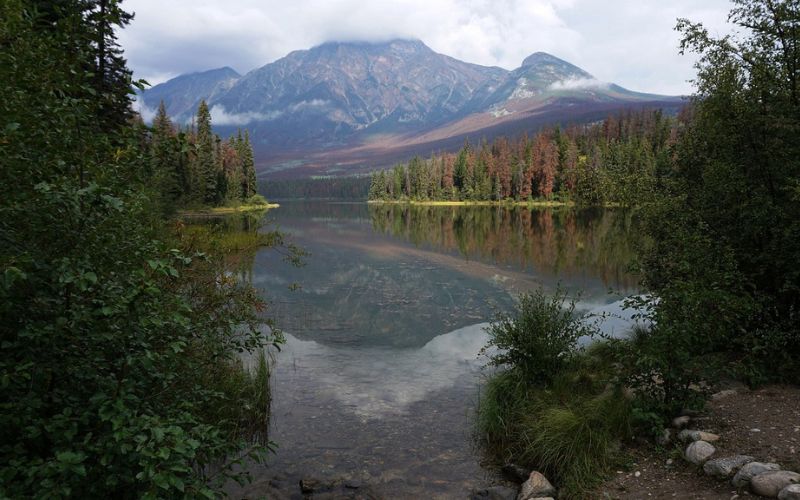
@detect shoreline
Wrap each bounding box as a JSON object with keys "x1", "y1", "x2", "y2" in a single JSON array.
[
  {"x1": 178, "y1": 203, "x2": 280, "y2": 216},
  {"x1": 367, "y1": 199, "x2": 574, "y2": 207}
]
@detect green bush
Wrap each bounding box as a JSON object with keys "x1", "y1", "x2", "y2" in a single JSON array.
[
  {"x1": 482, "y1": 287, "x2": 593, "y2": 387},
  {"x1": 246, "y1": 194, "x2": 269, "y2": 206}
]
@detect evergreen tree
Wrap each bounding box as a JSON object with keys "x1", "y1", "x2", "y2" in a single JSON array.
[{"x1": 195, "y1": 100, "x2": 217, "y2": 204}]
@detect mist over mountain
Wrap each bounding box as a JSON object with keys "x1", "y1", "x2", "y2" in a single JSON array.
[{"x1": 140, "y1": 39, "x2": 682, "y2": 177}]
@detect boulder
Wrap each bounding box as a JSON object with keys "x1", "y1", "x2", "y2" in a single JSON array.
[
  {"x1": 678, "y1": 429, "x2": 721, "y2": 443},
  {"x1": 517, "y1": 471, "x2": 556, "y2": 500},
  {"x1": 703, "y1": 455, "x2": 755, "y2": 478},
  {"x1": 779, "y1": 484, "x2": 800, "y2": 500},
  {"x1": 685, "y1": 440, "x2": 716, "y2": 465},
  {"x1": 672, "y1": 415, "x2": 691, "y2": 428},
  {"x1": 732, "y1": 462, "x2": 781, "y2": 488},
  {"x1": 750, "y1": 471, "x2": 800, "y2": 497}
]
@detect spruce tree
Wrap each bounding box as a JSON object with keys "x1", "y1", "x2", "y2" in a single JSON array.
[
  {"x1": 242, "y1": 130, "x2": 257, "y2": 199},
  {"x1": 195, "y1": 100, "x2": 217, "y2": 204}
]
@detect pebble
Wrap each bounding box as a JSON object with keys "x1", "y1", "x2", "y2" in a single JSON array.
[
  {"x1": 672, "y1": 416, "x2": 691, "y2": 428},
  {"x1": 634, "y1": 471, "x2": 641, "y2": 477}
]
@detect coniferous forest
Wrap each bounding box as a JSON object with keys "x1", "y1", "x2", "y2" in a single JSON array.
[
  {"x1": 149, "y1": 100, "x2": 261, "y2": 210},
  {"x1": 368, "y1": 108, "x2": 677, "y2": 205}
]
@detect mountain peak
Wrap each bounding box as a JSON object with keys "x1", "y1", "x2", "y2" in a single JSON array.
[{"x1": 521, "y1": 52, "x2": 564, "y2": 67}]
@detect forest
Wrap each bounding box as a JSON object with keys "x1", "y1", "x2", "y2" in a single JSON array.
[
  {"x1": 1, "y1": 1, "x2": 282, "y2": 497},
  {"x1": 368, "y1": 108, "x2": 677, "y2": 205},
  {"x1": 148, "y1": 100, "x2": 261, "y2": 210}
]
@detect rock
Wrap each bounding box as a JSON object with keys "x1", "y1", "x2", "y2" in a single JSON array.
[
  {"x1": 298, "y1": 478, "x2": 334, "y2": 494},
  {"x1": 685, "y1": 440, "x2": 716, "y2": 465},
  {"x1": 732, "y1": 462, "x2": 781, "y2": 488},
  {"x1": 502, "y1": 463, "x2": 530, "y2": 483},
  {"x1": 344, "y1": 479, "x2": 362, "y2": 489},
  {"x1": 517, "y1": 471, "x2": 556, "y2": 500},
  {"x1": 485, "y1": 485, "x2": 518, "y2": 500},
  {"x1": 750, "y1": 470, "x2": 800, "y2": 497},
  {"x1": 679, "y1": 429, "x2": 721, "y2": 443},
  {"x1": 672, "y1": 415, "x2": 691, "y2": 428},
  {"x1": 779, "y1": 484, "x2": 800, "y2": 500},
  {"x1": 703, "y1": 455, "x2": 755, "y2": 478},
  {"x1": 711, "y1": 389, "x2": 738, "y2": 400},
  {"x1": 657, "y1": 428, "x2": 672, "y2": 446}
]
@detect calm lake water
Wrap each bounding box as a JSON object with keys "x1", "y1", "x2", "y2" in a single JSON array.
[{"x1": 228, "y1": 201, "x2": 642, "y2": 499}]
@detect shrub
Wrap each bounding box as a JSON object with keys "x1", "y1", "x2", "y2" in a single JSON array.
[{"x1": 482, "y1": 287, "x2": 594, "y2": 386}]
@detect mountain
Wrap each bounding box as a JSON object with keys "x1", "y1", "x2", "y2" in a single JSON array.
[
  {"x1": 140, "y1": 39, "x2": 682, "y2": 177},
  {"x1": 141, "y1": 66, "x2": 240, "y2": 119}
]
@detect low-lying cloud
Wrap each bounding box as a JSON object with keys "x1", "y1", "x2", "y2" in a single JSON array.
[
  {"x1": 209, "y1": 105, "x2": 282, "y2": 125},
  {"x1": 549, "y1": 77, "x2": 609, "y2": 91}
]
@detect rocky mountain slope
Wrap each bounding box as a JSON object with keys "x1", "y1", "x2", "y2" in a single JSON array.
[{"x1": 140, "y1": 39, "x2": 682, "y2": 177}]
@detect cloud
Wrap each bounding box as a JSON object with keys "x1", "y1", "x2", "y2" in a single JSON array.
[
  {"x1": 548, "y1": 77, "x2": 609, "y2": 91},
  {"x1": 119, "y1": 0, "x2": 732, "y2": 95},
  {"x1": 209, "y1": 105, "x2": 281, "y2": 125},
  {"x1": 131, "y1": 94, "x2": 157, "y2": 123}
]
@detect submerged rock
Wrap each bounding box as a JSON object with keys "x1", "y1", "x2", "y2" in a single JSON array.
[
  {"x1": 703, "y1": 455, "x2": 754, "y2": 478},
  {"x1": 517, "y1": 471, "x2": 556, "y2": 500},
  {"x1": 732, "y1": 462, "x2": 781, "y2": 488},
  {"x1": 685, "y1": 440, "x2": 716, "y2": 465},
  {"x1": 485, "y1": 485, "x2": 518, "y2": 500},
  {"x1": 750, "y1": 470, "x2": 800, "y2": 497}
]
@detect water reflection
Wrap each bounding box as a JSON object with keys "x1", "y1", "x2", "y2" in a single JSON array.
[{"x1": 230, "y1": 202, "x2": 643, "y2": 498}]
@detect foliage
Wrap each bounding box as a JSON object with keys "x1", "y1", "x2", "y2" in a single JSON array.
[
  {"x1": 632, "y1": 0, "x2": 800, "y2": 413},
  {"x1": 369, "y1": 109, "x2": 676, "y2": 205},
  {"x1": 149, "y1": 100, "x2": 260, "y2": 210},
  {"x1": 482, "y1": 288, "x2": 594, "y2": 386},
  {"x1": 0, "y1": 2, "x2": 283, "y2": 497},
  {"x1": 478, "y1": 343, "x2": 633, "y2": 498}
]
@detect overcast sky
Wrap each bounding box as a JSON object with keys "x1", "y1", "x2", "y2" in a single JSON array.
[{"x1": 118, "y1": 0, "x2": 734, "y2": 96}]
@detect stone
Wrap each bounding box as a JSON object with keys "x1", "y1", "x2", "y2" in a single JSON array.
[
  {"x1": 344, "y1": 479, "x2": 362, "y2": 489},
  {"x1": 485, "y1": 486, "x2": 518, "y2": 500},
  {"x1": 679, "y1": 429, "x2": 721, "y2": 443},
  {"x1": 298, "y1": 478, "x2": 334, "y2": 494},
  {"x1": 750, "y1": 470, "x2": 800, "y2": 497},
  {"x1": 732, "y1": 462, "x2": 781, "y2": 488},
  {"x1": 517, "y1": 471, "x2": 556, "y2": 500},
  {"x1": 672, "y1": 415, "x2": 691, "y2": 428},
  {"x1": 779, "y1": 484, "x2": 800, "y2": 500},
  {"x1": 711, "y1": 389, "x2": 738, "y2": 400},
  {"x1": 703, "y1": 455, "x2": 755, "y2": 478},
  {"x1": 502, "y1": 463, "x2": 530, "y2": 483},
  {"x1": 685, "y1": 440, "x2": 716, "y2": 465}
]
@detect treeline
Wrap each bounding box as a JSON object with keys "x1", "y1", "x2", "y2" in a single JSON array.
[
  {"x1": 369, "y1": 108, "x2": 677, "y2": 205},
  {"x1": 149, "y1": 100, "x2": 259, "y2": 209},
  {"x1": 262, "y1": 175, "x2": 370, "y2": 200}
]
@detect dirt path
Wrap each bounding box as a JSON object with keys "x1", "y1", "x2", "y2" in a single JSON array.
[{"x1": 595, "y1": 385, "x2": 800, "y2": 499}]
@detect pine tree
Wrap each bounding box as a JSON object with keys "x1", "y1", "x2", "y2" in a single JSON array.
[
  {"x1": 238, "y1": 130, "x2": 257, "y2": 200},
  {"x1": 195, "y1": 100, "x2": 217, "y2": 204}
]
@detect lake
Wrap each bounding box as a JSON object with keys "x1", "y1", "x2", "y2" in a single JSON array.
[{"x1": 228, "y1": 201, "x2": 642, "y2": 499}]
